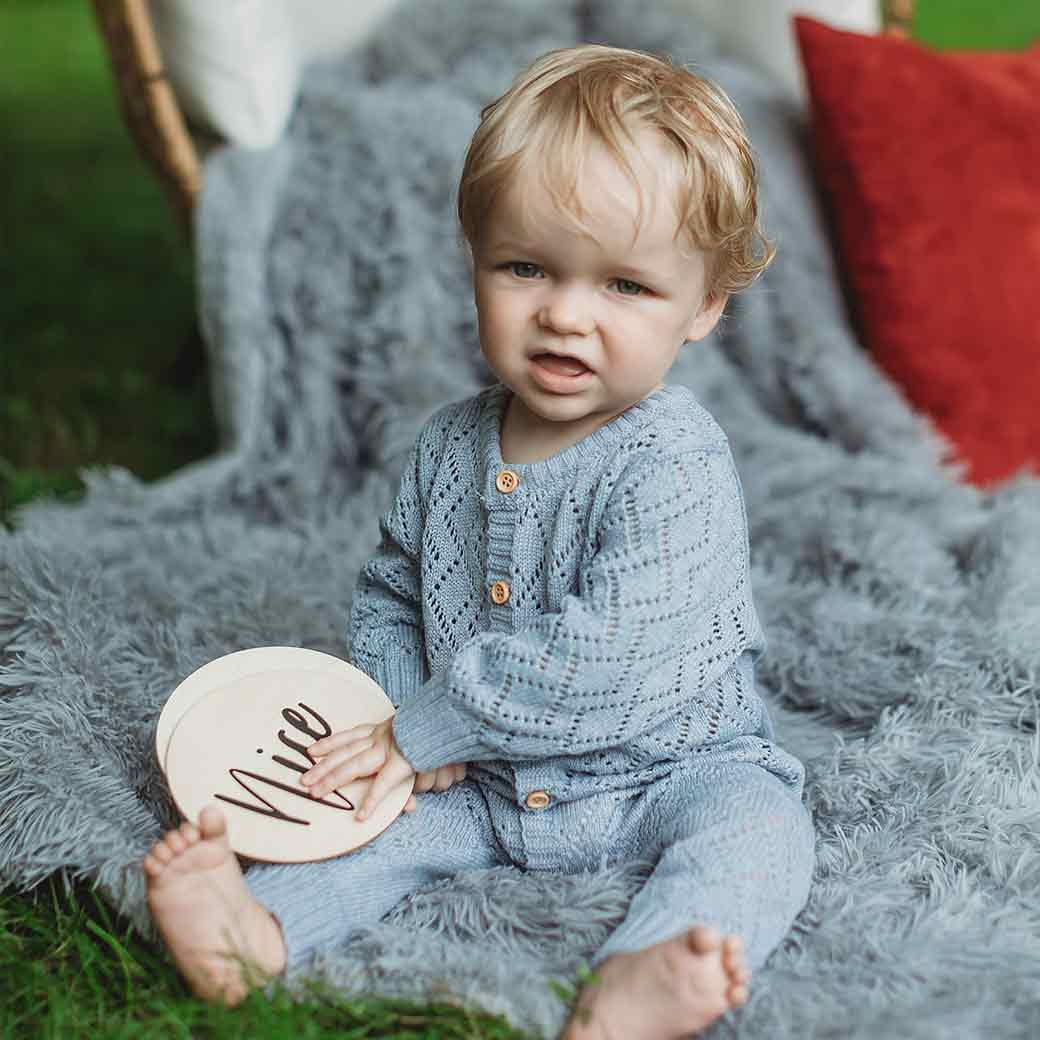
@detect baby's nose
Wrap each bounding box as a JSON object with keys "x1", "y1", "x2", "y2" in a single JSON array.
[{"x1": 538, "y1": 286, "x2": 596, "y2": 336}]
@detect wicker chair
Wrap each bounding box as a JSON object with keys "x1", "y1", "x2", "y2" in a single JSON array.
[
  {"x1": 91, "y1": 0, "x2": 200, "y2": 233},
  {"x1": 90, "y1": 0, "x2": 915, "y2": 233}
]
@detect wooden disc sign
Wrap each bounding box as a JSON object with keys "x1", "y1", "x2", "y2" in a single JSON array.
[{"x1": 156, "y1": 647, "x2": 413, "y2": 863}]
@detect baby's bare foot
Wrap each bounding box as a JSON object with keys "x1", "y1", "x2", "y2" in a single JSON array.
[
  {"x1": 561, "y1": 925, "x2": 750, "y2": 1040},
  {"x1": 143, "y1": 804, "x2": 286, "y2": 1005}
]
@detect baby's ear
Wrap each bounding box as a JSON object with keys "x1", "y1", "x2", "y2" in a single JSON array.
[{"x1": 685, "y1": 292, "x2": 729, "y2": 343}]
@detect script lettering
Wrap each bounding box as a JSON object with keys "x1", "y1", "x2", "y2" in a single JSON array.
[
  {"x1": 282, "y1": 704, "x2": 331, "y2": 742},
  {"x1": 215, "y1": 769, "x2": 355, "y2": 825},
  {"x1": 273, "y1": 702, "x2": 352, "y2": 809},
  {"x1": 214, "y1": 700, "x2": 356, "y2": 824}
]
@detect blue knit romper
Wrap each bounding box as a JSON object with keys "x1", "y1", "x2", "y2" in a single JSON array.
[{"x1": 246, "y1": 382, "x2": 815, "y2": 973}]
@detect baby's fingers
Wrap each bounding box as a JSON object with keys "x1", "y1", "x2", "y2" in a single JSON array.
[
  {"x1": 302, "y1": 740, "x2": 373, "y2": 782},
  {"x1": 302, "y1": 743, "x2": 383, "y2": 797},
  {"x1": 308, "y1": 724, "x2": 376, "y2": 758},
  {"x1": 357, "y1": 758, "x2": 414, "y2": 821}
]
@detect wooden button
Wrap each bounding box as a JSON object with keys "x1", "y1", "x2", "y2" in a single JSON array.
[
  {"x1": 525, "y1": 790, "x2": 551, "y2": 810},
  {"x1": 490, "y1": 580, "x2": 511, "y2": 605},
  {"x1": 496, "y1": 470, "x2": 520, "y2": 493}
]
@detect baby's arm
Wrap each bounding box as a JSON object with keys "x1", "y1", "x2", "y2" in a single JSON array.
[
  {"x1": 346, "y1": 411, "x2": 469, "y2": 803},
  {"x1": 391, "y1": 444, "x2": 758, "y2": 773},
  {"x1": 348, "y1": 421, "x2": 439, "y2": 708}
]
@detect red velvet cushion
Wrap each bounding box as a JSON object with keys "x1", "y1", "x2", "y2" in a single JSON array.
[{"x1": 794, "y1": 16, "x2": 1040, "y2": 486}]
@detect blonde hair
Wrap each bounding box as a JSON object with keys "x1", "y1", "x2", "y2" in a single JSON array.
[{"x1": 457, "y1": 44, "x2": 775, "y2": 300}]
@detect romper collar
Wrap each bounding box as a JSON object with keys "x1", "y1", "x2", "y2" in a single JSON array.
[{"x1": 478, "y1": 381, "x2": 682, "y2": 486}]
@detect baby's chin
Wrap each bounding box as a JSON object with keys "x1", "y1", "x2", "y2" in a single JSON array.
[{"x1": 523, "y1": 391, "x2": 646, "y2": 439}]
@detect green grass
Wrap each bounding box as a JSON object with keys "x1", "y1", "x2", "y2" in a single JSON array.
[
  {"x1": 1, "y1": 876, "x2": 541, "y2": 1038},
  {"x1": 915, "y1": 0, "x2": 1040, "y2": 49},
  {"x1": 3, "y1": 0, "x2": 1038, "y2": 1032}
]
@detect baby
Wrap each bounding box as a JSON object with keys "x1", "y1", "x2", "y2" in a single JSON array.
[{"x1": 144, "y1": 43, "x2": 816, "y2": 1039}]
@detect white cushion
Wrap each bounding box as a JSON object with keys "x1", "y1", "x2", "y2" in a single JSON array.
[
  {"x1": 149, "y1": 0, "x2": 299, "y2": 149},
  {"x1": 150, "y1": 0, "x2": 401, "y2": 148},
  {"x1": 687, "y1": 0, "x2": 881, "y2": 104}
]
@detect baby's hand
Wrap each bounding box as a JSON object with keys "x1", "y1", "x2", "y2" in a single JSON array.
[
  {"x1": 302, "y1": 717, "x2": 415, "y2": 822},
  {"x1": 403, "y1": 763, "x2": 468, "y2": 814}
]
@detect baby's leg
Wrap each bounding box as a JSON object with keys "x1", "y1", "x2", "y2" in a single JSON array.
[
  {"x1": 564, "y1": 761, "x2": 815, "y2": 1039},
  {"x1": 145, "y1": 781, "x2": 503, "y2": 1003}
]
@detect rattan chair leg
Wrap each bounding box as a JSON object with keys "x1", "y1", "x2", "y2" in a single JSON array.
[{"x1": 91, "y1": 0, "x2": 200, "y2": 235}]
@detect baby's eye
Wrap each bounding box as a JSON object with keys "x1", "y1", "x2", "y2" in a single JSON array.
[
  {"x1": 508, "y1": 261, "x2": 543, "y2": 279},
  {"x1": 614, "y1": 278, "x2": 646, "y2": 297}
]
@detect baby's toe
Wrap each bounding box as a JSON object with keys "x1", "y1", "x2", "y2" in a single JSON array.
[
  {"x1": 179, "y1": 822, "x2": 201, "y2": 844},
  {"x1": 150, "y1": 840, "x2": 175, "y2": 865},
  {"x1": 686, "y1": 925, "x2": 723, "y2": 954},
  {"x1": 142, "y1": 853, "x2": 164, "y2": 877},
  {"x1": 729, "y1": 983, "x2": 749, "y2": 1007},
  {"x1": 731, "y1": 966, "x2": 751, "y2": 985},
  {"x1": 722, "y1": 936, "x2": 747, "y2": 972},
  {"x1": 165, "y1": 829, "x2": 188, "y2": 855}
]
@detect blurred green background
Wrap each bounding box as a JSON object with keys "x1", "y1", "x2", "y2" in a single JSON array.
[
  {"x1": 2, "y1": 0, "x2": 1040, "y2": 528},
  {"x1": 914, "y1": 0, "x2": 1040, "y2": 48},
  {"x1": 1, "y1": 0, "x2": 213, "y2": 527}
]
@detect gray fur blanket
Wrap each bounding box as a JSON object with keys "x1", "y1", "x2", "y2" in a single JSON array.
[{"x1": 2, "y1": 0, "x2": 1039, "y2": 1036}]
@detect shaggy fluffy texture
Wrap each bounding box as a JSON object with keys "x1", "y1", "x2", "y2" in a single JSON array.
[{"x1": 2, "y1": 0, "x2": 1039, "y2": 1036}]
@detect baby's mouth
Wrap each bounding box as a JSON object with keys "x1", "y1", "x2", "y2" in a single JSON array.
[{"x1": 532, "y1": 353, "x2": 592, "y2": 376}]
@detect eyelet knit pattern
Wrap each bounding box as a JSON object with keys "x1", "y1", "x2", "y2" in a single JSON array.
[{"x1": 349, "y1": 382, "x2": 805, "y2": 802}]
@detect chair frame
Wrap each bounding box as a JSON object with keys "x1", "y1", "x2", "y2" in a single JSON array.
[{"x1": 92, "y1": 0, "x2": 200, "y2": 234}]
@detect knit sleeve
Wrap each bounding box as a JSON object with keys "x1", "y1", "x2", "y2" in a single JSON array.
[
  {"x1": 391, "y1": 445, "x2": 758, "y2": 771},
  {"x1": 348, "y1": 419, "x2": 442, "y2": 708}
]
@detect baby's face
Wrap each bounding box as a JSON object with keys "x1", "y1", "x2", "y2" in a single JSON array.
[{"x1": 472, "y1": 126, "x2": 725, "y2": 446}]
